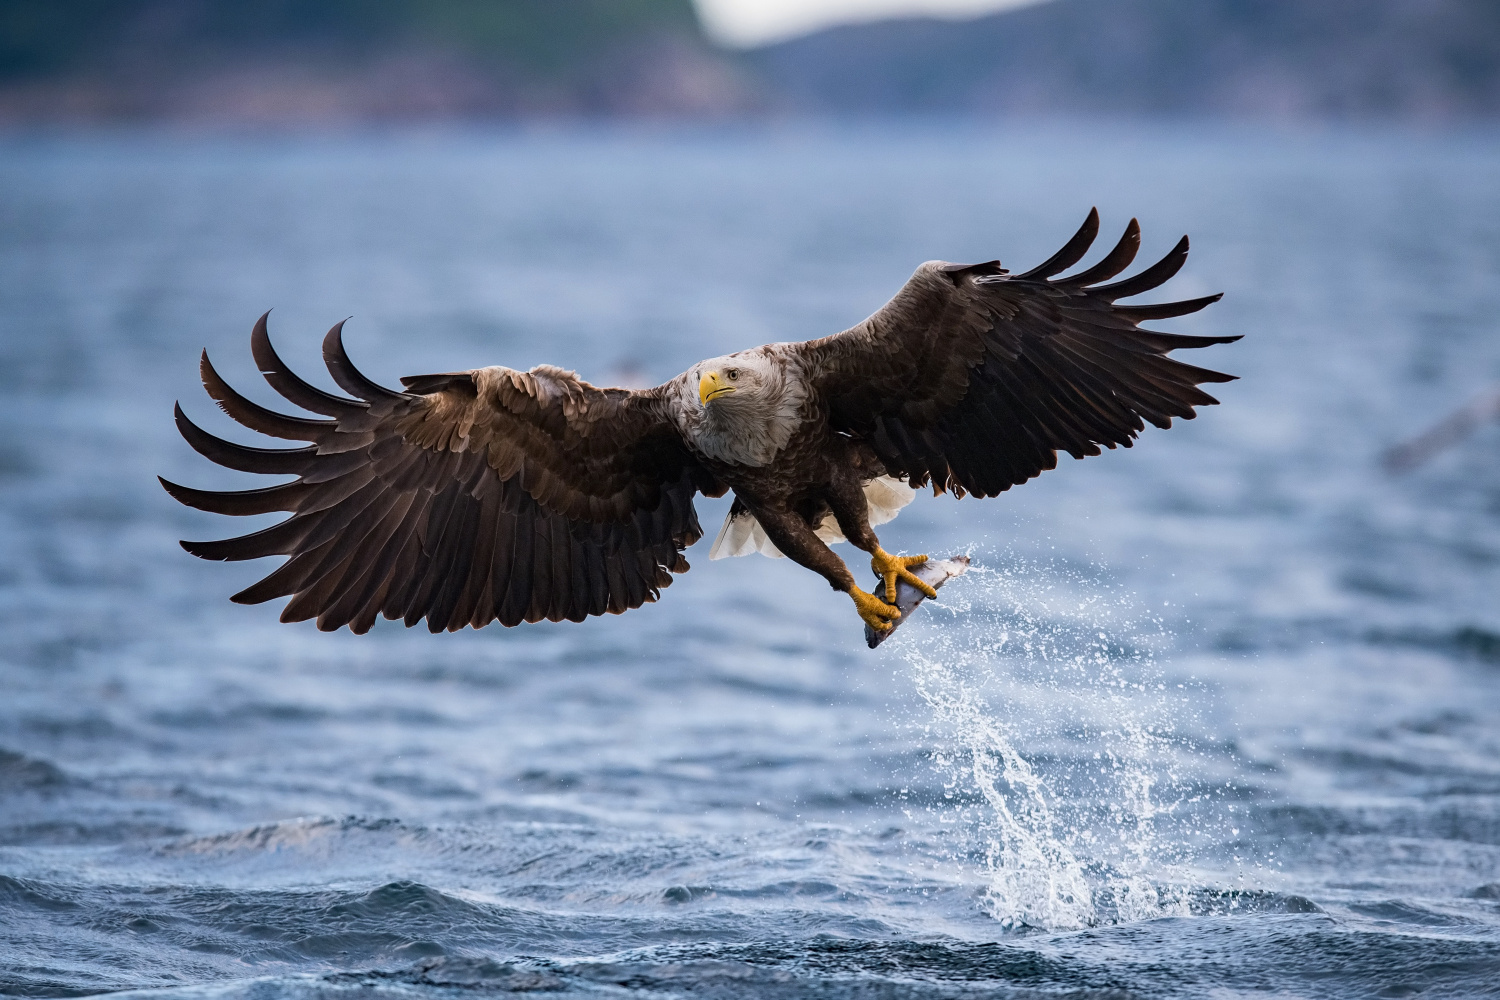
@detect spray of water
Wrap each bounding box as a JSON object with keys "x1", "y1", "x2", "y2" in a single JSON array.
[{"x1": 898, "y1": 553, "x2": 1221, "y2": 930}]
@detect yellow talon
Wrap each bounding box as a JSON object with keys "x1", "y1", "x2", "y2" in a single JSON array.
[
  {"x1": 870, "y1": 548, "x2": 937, "y2": 604},
  {"x1": 849, "y1": 585, "x2": 901, "y2": 631}
]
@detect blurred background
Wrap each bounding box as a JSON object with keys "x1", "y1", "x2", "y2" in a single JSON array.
[
  {"x1": 2, "y1": 0, "x2": 1498, "y2": 123},
  {"x1": 3, "y1": 2, "x2": 1500, "y2": 998}
]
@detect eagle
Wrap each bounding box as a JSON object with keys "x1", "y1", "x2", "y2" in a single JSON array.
[{"x1": 162, "y1": 210, "x2": 1237, "y2": 637}]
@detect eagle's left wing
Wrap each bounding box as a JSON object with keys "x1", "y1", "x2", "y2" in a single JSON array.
[
  {"x1": 162, "y1": 315, "x2": 721, "y2": 633},
  {"x1": 794, "y1": 209, "x2": 1239, "y2": 498}
]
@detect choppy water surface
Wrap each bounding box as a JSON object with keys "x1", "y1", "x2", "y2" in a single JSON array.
[{"x1": 2, "y1": 125, "x2": 1500, "y2": 998}]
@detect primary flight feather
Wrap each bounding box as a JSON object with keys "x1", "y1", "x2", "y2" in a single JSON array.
[{"x1": 162, "y1": 210, "x2": 1238, "y2": 637}]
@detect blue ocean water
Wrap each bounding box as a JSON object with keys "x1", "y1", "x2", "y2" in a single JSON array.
[{"x1": 1, "y1": 124, "x2": 1499, "y2": 998}]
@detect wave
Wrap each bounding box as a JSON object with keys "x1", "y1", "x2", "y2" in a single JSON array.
[
  {"x1": 0, "y1": 748, "x2": 71, "y2": 791},
  {"x1": 62, "y1": 926, "x2": 1500, "y2": 1000}
]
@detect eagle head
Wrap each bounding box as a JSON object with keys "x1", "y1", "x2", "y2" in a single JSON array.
[
  {"x1": 677, "y1": 349, "x2": 805, "y2": 467},
  {"x1": 697, "y1": 354, "x2": 775, "y2": 409}
]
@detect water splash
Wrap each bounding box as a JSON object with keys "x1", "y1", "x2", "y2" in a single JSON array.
[{"x1": 899, "y1": 554, "x2": 1220, "y2": 930}]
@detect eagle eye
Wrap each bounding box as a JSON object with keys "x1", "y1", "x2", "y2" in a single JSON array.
[{"x1": 727, "y1": 368, "x2": 740, "y2": 380}]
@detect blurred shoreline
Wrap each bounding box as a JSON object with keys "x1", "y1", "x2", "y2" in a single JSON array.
[
  {"x1": 3, "y1": 117, "x2": 1499, "y2": 148},
  {"x1": 1, "y1": 0, "x2": 1496, "y2": 128}
]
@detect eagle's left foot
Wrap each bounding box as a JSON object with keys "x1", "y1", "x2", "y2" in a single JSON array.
[
  {"x1": 849, "y1": 585, "x2": 901, "y2": 631},
  {"x1": 870, "y1": 548, "x2": 937, "y2": 604}
]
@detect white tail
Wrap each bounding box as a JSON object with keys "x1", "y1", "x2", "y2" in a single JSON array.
[{"x1": 709, "y1": 475, "x2": 917, "y2": 560}]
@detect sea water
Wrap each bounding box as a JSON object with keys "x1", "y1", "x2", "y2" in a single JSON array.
[{"x1": 2, "y1": 123, "x2": 1499, "y2": 997}]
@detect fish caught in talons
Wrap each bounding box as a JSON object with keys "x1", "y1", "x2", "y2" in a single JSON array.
[{"x1": 864, "y1": 555, "x2": 970, "y2": 648}]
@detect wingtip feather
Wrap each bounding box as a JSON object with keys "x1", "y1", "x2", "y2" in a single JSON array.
[
  {"x1": 251, "y1": 314, "x2": 363, "y2": 417},
  {"x1": 323, "y1": 320, "x2": 406, "y2": 403},
  {"x1": 1096, "y1": 234, "x2": 1191, "y2": 299},
  {"x1": 1013, "y1": 207, "x2": 1102, "y2": 281},
  {"x1": 1059, "y1": 219, "x2": 1142, "y2": 286}
]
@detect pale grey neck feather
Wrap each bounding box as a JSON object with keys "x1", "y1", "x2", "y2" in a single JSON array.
[{"x1": 671, "y1": 348, "x2": 807, "y2": 468}]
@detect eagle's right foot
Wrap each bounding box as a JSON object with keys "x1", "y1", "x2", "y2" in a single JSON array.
[
  {"x1": 870, "y1": 548, "x2": 937, "y2": 604},
  {"x1": 849, "y1": 585, "x2": 900, "y2": 631}
]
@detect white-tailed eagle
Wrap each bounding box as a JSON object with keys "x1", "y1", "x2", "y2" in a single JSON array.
[{"x1": 162, "y1": 210, "x2": 1237, "y2": 636}]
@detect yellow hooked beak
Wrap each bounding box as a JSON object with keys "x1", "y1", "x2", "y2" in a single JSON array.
[{"x1": 699, "y1": 370, "x2": 735, "y2": 406}]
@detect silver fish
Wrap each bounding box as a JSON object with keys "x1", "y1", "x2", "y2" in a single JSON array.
[{"x1": 864, "y1": 555, "x2": 970, "y2": 648}]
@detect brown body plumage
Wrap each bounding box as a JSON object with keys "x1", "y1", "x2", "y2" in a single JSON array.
[{"x1": 163, "y1": 210, "x2": 1239, "y2": 636}]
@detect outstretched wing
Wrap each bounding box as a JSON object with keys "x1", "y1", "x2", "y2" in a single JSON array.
[
  {"x1": 161, "y1": 314, "x2": 721, "y2": 633},
  {"x1": 796, "y1": 209, "x2": 1239, "y2": 497}
]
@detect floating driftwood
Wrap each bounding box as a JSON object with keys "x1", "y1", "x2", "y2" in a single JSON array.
[
  {"x1": 1384, "y1": 386, "x2": 1500, "y2": 473},
  {"x1": 864, "y1": 555, "x2": 970, "y2": 648}
]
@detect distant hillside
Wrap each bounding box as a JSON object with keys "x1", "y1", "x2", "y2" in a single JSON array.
[
  {"x1": 0, "y1": 0, "x2": 753, "y2": 122},
  {"x1": 2, "y1": 0, "x2": 1497, "y2": 123},
  {"x1": 750, "y1": 0, "x2": 1500, "y2": 119}
]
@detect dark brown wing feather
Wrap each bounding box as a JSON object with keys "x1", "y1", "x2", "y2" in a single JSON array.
[
  {"x1": 162, "y1": 313, "x2": 720, "y2": 633},
  {"x1": 798, "y1": 209, "x2": 1238, "y2": 497}
]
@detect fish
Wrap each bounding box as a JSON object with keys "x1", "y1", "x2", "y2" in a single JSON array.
[{"x1": 863, "y1": 555, "x2": 970, "y2": 648}]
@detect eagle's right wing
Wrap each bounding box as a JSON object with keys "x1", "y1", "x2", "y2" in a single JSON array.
[
  {"x1": 795, "y1": 209, "x2": 1240, "y2": 498},
  {"x1": 162, "y1": 315, "x2": 722, "y2": 633}
]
